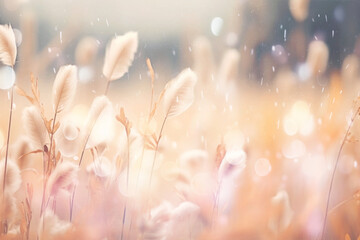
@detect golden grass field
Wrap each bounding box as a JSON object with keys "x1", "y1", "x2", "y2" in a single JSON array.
[{"x1": 0, "y1": 0, "x2": 360, "y2": 239}]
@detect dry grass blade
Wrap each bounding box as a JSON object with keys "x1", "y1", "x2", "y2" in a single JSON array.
[
  {"x1": 17, "y1": 149, "x2": 43, "y2": 162},
  {"x1": 146, "y1": 58, "x2": 155, "y2": 86},
  {"x1": 52, "y1": 65, "x2": 78, "y2": 113},
  {"x1": 147, "y1": 58, "x2": 155, "y2": 118},
  {"x1": 103, "y1": 31, "x2": 138, "y2": 81},
  {"x1": 15, "y1": 85, "x2": 35, "y2": 104},
  {"x1": 0, "y1": 24, "x2": 17, "y2": 66},
  {"x1": 145, "y1": 133, "x2": 158, "y2": 151},
  {"x1": 30, "y1": 73, "x2": 41, "y2": 105},
  {"x1": 149, "y1": 90, "x2": 164, "y2": 121},
  {"x1": 17, "y1": 74, "x2": 52, "y2": 138},
  {"x1": 116, "y1": 107, "x2": 132, "y2": 135},
  {"x1": 163, "y1": 68, "x2": 197, "y2": 118}
]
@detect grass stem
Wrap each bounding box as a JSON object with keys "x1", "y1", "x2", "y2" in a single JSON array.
[
  {"x1": 320, "y1": 107, "x2": 360, "y2": 239},
  {"x1": 2, "y1": 85, "x2": 14, "y2": 234}
]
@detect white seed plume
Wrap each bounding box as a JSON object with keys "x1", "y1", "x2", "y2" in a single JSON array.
[
  {"x1": 0, "y1": 24, "x2": 17, "y2": 66},
  {"x1": 22, "y1": 106, "x2": 48, "y2": 150},
  {"x1": 103, "y1": 31, "x2": 138, "y2": 81},
  {"x1": 0, "y1": 158, "x2": 21, "y2": 195},
  {"x1": 168, "y1": 201, "x2": 203, "y2": 240},
  {"x1": 269, "y1": 190, "x2": 294, "y2": 233},
  {"x1": 139, "y1": 202, "x2": 172, "y2": 240},
  {"x1": 218, "y1": 149, "x2": 246, "y2": 181},
  {"x1": 82, "y1": 95, "x2": 112, "y2": 147},
  {"x1": 10, "y1": 136, "x2": 32, "y2": 169},
  {"x1": 163, "y1": 68, "x2": 197, "y2": 118},
  {"x1": 86, "y1": 156, "x2": 114, "y2": 179},
  {"x1": 0, "y1": 159, "x2": 21, "y2": 225},
  {"x1": 52, "y1": 65, "x2": 78, "y2": 113},
  {"x1": 38, "y1": 210, "x2": 72, "y2": 240},
  {"x1": 46, "y1": 161, "x2": 78, "y2": 198}
]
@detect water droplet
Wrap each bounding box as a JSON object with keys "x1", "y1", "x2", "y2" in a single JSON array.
[
  {"x1": 297, "y1": 63, "x2": 311, "y2": 81},
  {"x1": 211, "y1": 17, "x2": 224, "y2": 36},
  {"x1": 0, "y1": 66, "x2": 15, "y2": 90},
  {"x1": 78, "y1": 66, "x2": 94, "y2": 84},
  {"x1": 63, "y1": 121, "x2": 79, "y2": 141}
]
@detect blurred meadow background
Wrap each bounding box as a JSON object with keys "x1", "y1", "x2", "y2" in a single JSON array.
[{"x1": 0, "y1": 0, "x2": 360, "y2": 239}]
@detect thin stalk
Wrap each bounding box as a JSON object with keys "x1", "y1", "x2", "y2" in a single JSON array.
[
  {"x1": 42, "y1": 102, "x2": 60, "y2": 219},
  {"x1": 320, "y1": 107, "x2": 360, "y2": 239},
  {"x1": 148, "y1": 114, "x2": 168, "y2": 188},
  {"x1": 329, "y1": 197, "x2": 353, "y2": 215},
  {"x1": 40, "y1": 147, "x2": 49, "y2": 216},
  {"x1": 129, "y1": 59, "x2": 154, "y2": 235},
  {"x1": 128, "y1": 147, "x2": 146, "y2": 235},
  {"x1": 26, "y1": 219, "x2": 30, "y2": 240},
  {"x1": 2, "y1": 86, "x2": 14, "y2": 234},
  {"x1": 121, "y1": 133, "x2": 130, "y2": 240},
  {"x1": 146, "y1": 58, "x2": 155, "y2": 121},
  {"x1": 126, "y1": 135, "x2": 130, "y2": 188},
  {"x1": 211, "y1": 180, "x2": 222, "y2": 228},
  {"x1": 48, "y1": 111, "x2": 57, "y2": 169},
  {"x1": 72, "y1": 122, "x2": 99, "y2": 225},
  {"x1": 2, "y1": 86, "x2": 14, "y2": 195},
  {"x1": 69, "y1": 185, "x2": 76, "y2": 222},
  {"x1": 133, "y1": 71, "x2": 154, "y2": 192},
  {"x1": 135, "y1": 148, "x2": 146, "y2": 189},
  {"x1": 79, "y1": 133, "x2": 91, "y2": 167},
  {"x1": 79, "y1": 112, "x2": 103, "y2": 167},
  {"x1": 120, "y1": 198, "x2": 128, "y2": 240}
]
